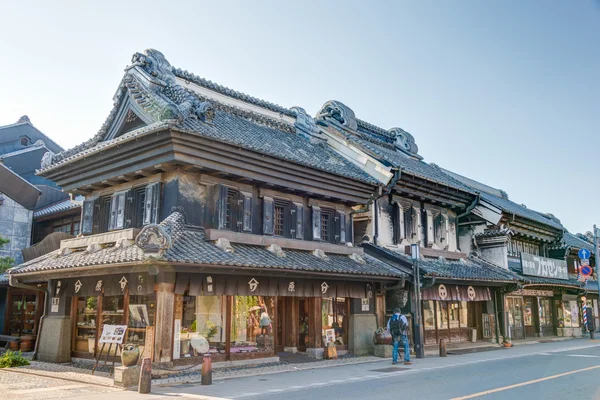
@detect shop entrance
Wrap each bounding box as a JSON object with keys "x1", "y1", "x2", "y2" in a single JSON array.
[
  {"x1": 506, "y1": 297, "x2": 525, "y2": 340},
  {"x1": 276, "y1": 297, "x2": 320, "y2": 353}
]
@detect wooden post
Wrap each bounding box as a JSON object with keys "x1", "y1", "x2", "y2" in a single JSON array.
[
  {"x1": 284, "y1": 297, "x2": 298, "y2": 349},
  {"x1": 139, "y1": 357, "x2": 152, "y2": 394},
  {"x1": 154, "y1": 279, "x2": 175, "y2": 363},
  {"x1": 201, "y1": 353, "x2": 212, "y2": 385},
  {"x1": 225, "y1": 296, "x2": 232, "y2": 360},
  {"x1": 307, "y1": 297, "x2": 322, "y2": 348},
  {"x1": 439, "y1": 338, "x2": 447, "y2": 357},
  {"x1": 376, "y1": 293, "x2": 385, "y2": 328}
]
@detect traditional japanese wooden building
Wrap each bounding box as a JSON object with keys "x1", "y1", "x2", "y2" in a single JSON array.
[
  {"x1": 9, "y1": 49, "x2": 404, "y2": 364},
  {"x1": 441, "y1": 169, "x2": 585, "y2": 340},
  {"x1": 309, "y1": 100, "x2": 516, "y2": 345}
]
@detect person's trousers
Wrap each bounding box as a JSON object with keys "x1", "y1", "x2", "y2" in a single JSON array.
[{"x1": 393, "y1": 335, "x2": 410, "y2": 363}]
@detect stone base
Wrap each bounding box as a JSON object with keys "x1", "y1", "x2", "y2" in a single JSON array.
[
  {"x1": 306, "y1": 347, "x2": 324, "y2": 359},
  {"x1": 348, "y1": 314, "x2": 377, "y2": 356},
  {"x1": 36, "y1": 316, "x2": 71, "y2": 363},
  {"x1": 373, "y1": 344, "x2": 393, "y2": 358},
  {"x1": 114, "y1": 365, "x2": 141, "y2": 388},
  {"x1": 283, "y1": 346, "x2": 298, "y2": 353}
]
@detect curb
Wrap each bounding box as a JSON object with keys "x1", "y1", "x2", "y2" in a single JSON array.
[{"x1": 0, "y1": 367, "x2": 118, "y2": 389}]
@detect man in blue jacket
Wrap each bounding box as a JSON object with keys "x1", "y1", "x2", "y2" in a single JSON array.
[{"x1": 387, "y1": 308, "x2": 411, "y2": 365}]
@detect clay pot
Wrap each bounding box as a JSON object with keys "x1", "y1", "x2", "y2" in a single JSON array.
[
  {"x1": 9, "y1": 341, "x2": 20, "y2": 351},
  {"x1": 373, "y1": 328, "x2": 393, "y2": 345},
  {"x1": 503, "y1": 343, "x2": 512, "y2": 348},
  {"x1": 20, "y1": 340, "x2": 33, "y2": 352},
  {"x1": 121, "y1": 343, "x2": 140, "y2": 367}
]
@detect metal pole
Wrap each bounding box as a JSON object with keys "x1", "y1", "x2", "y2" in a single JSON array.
[{"x1": 412, "y1": 253, "x2": 425, "y2": 359}]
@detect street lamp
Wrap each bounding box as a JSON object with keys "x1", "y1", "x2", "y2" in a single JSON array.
[{"x1": 411, "y1": 243, "x2": 425, "y2": 359}]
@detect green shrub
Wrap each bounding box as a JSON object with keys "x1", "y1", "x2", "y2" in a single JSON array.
[{"x1": 0, "y1": 350, "x2": 30, "y2": 368}]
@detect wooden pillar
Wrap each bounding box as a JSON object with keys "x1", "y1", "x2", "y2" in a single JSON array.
[
  {"x1": 154, "y1": 274, "x2": 175, "y2": 363},
  {"x1": 225, "y1": 296, "x2": 232, "y2": 360},
  {"x1": 284, "y1": 297, "x2": 298, "y2": 348},
  {"x1": 376, "y1": 293, "x2": 385, "y2": 328},
  {"x1": 307, "y1": 297, "x2": 322, "y2": 348}
]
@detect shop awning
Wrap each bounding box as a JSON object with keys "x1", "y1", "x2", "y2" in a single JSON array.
[{"x1": 421, "y1": 284, "x2": 492, "y2": 302}]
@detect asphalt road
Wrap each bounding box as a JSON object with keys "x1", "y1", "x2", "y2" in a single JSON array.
[
  {"x1": 5, "y1": 340, "x2": 600, "y2": 400},
  {"x1": 151, "y1": 340, "x2": 600, "y2": 400}
]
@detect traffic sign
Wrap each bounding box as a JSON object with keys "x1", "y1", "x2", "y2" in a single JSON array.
[
  {"x1": 579, "y1": 248, "x2": 591, "y2": 260},
  {"x1": 581, "y1": 258, "x2": 590, "y2": 266},
  {"x1": 581, "y1": 265, "x2": 593, "y2": 277}
]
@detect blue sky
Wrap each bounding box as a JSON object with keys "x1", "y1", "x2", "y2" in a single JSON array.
[{"x1": 1, "y1": 1, "x2": 599, "y2": 234}]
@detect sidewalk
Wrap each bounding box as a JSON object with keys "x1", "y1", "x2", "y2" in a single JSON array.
[{"x1": 2, "y1": 336, "x2": 587, "y2": 388}]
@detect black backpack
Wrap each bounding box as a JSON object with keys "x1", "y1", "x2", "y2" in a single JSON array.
[{"x1": 390, "y1": 316, "x2": 407, "y2": 337}]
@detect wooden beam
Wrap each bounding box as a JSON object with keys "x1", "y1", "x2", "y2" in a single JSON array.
[{"x1": 135, "y1": 169, "x2": 153, "y2": 177}]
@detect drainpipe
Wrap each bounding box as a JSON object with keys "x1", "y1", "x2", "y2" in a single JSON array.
[
  {"x1": 456, "y1": 195, "x2": 479, "y2": 253},
  {"x1": 9, "y1": 274, "x2": 48, "y2": 361}
]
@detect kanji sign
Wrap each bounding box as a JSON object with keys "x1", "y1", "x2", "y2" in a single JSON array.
[{"x1": 520, "y1": 253, "x2": 568, "y2": 280}]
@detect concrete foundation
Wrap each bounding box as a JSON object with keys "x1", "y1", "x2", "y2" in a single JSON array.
[
  {"x1": 114, "y1": 365, "x2": 141, "y2": 388},
  {"x1": 283, "y1": 346, "x2": 298, "y2": 353},
  {"x1": 36, "y1": 316, "x2": 71, "y2": 363},
  {"x1": 373, "y1": 344, "x2": 393, "y2": 358},
  {"x1": 306, "y1": 347, "x2": 324, "y2": 359},
  {"x1": 349, "y1": 314, "x2": 377, "y2": 355}
]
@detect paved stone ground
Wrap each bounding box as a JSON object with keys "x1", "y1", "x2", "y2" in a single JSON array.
[{"x1": 0, "y1": 369, "x2": 119, "y2": 400}]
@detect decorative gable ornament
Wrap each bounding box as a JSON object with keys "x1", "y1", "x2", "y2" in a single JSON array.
[
  {"x1": 291, "y1": 106, "x2": 324, "y2": 143},
  {"x1": 349, "y1": 253, "x2": 366, "y2": 264},
  {"x1": 135, "y1": 224, "x2": 172, "y2": 255},
  {"x1": 389, "y1": 127, "x2": 421, "y2": 159},
  {"x1": 316, "y1": 100, "x2": 358, "y2": 131},
  {"x1": 266, "y1": 244, "x2": 286, "y2": 258},
  {"x1": 41, "y1": 151, "x2": 54, "y2": 169},
  {"x1": 85, "y1": 243, "x2": 102, "y2": 254},
  {"x1": 248, "y1": 278, "x2": 259, "y2": 292},
  {"x1": 215, "y1": 238, "x2": 234, "y2": 253},
  {"x1": 313, "y1": 249, "x2": 328, "y2": 259}
]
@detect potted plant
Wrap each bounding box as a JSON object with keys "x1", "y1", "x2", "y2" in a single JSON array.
[{"x1": 502, "y1": 336, "x2": 512, "y2": 347}]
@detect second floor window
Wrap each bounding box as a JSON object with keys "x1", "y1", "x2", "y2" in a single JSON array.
[
  {"x1": 321, "y1": 210, "x2": 332, "y2": 242},
  {"x1": 274, "y1": 203, "x2": 285, "y2": 236}
]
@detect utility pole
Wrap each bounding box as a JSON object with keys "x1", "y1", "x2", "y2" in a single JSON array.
[{"x1": 411, "y1": 244, "x2": 425, "y2": 359}]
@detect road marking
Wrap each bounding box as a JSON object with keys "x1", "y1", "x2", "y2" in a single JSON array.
[
  {"x1": 538, "y1": 352, "x2": 552, "y2": 355},
  {"x1": 10, "y1": 384, "x2": 88, "y2": 394},
  {"x1": 449, "y1": 364, "x2": 600, "y2": 400},
  {"x1": 566, "y1": 354, "x2": 600, "y2": 358}
]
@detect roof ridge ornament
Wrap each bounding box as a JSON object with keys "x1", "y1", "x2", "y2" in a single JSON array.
[
  {"x1": 135, "y1": 223, "x2": 172, "y2": 255},
  {"x1": 266, "y1": 244, "x2": 286, "y2": 258},
  {"x1": 389, "y1": 127, "x2": 420, "y2": 158},
  {"x1": 215, "y1": 237, "x2": 234, "y2": 253},
  {"x1": 313, "y1": 248, "x2": 328, "y2": 259},
  {"x1": 290, "y1": 106, "x2": 324, "y2": 144},
  {"x1": 316, "y1": 100, "x2": 358, "y2": 132}
]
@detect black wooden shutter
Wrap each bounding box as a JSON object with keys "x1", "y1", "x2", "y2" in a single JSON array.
[
  {"x1": 213, "y1": 184, "x2": 228, "y2": 229},
  {"x1": 263, "y1": 197, "x2": 274, "y2": 235},
  {"x1": 242, "y1": 192, "x2": 252, "y2": 232},
  {"x1": 143, "y1": 182, "x2": 161, "y2": 225},
  {"x1": 292, "y1": 203, "x2": 304, "y2": 240},
  {"x1": 81, "y1": 197, "x2": 96, "y2": 235},
  {"x1": 124, "y1": 189, "x2": 134, "y2": 229},
  {"x1": 312, "y1": 205, "x2": 321, "y2": 241},
  {"x1": 337, "y1": 211, "x2": 346, "y2": 244},
  {"x1": 108, "y1": 193, "x2": 118, "y2": 231},
  {"x1": 115, "y1": 191, "x2": 127, "y2": 230}
]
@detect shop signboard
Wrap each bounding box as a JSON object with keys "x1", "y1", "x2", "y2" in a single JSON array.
[
  {"x1": 508, "y1": 289, "x2": 554, "y2": 297},
  {"x1": 520, "y1": 253, "x2": 568, "y2": 280},
  {"x1": 99, "y1": 324, "x2": 128, "y2": 344}
]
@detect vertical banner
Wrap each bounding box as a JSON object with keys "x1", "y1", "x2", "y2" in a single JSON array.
[
  {"x1": 142, "y1": 326, "x2": 155, "y2": 362},
  {"x1": 173, "y1": 319, "x2": 181, "y2": 360}
]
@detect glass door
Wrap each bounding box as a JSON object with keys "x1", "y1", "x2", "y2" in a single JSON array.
[
  {"x1": 74, "y1": 296, "x2": 98, "y2": 355},
  {"x1": 506, "y1": 297, "x2": 524, "y2": 340}
]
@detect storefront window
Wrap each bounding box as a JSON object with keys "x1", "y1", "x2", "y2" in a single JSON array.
[
  {"x1": 559, "y1": 300, "x2": 580, "y2": 328},
  {"x1": 127, "y1": 294, "x2": 156, "y2": 355},
  {"x1": 179, "y1": 295, "x2": 228, "y2": 358},
  {"x1": 436, "y1": 302, "x2": 448, "y2": 329},
  {"x1": 448, "y1": 302, "x2": 460, "y2": 328},
  {"x1": 8, "y1": 293, "x2": 38, "y2": 336},
  {"x1": 506, "y1": 298, "x2": 523, "y2": 328},
  {"x1": 423, "y1": 300, "x2": 435, "y2": 330},
  {"x1": 539, "y1": 299, "x2": 552, "y2": 326},
  {"x1": 74, "y1": 296, "x2": 98, "y2": 354},
  {"x1": 524, "y1": 298, "x2": 534, "y2": 326},
  {"x1": 99, "y1": 296, "x2": 125, "y2": 355},
  {"x1": 231, "y1": 296, "x2": 275, "y2": 355},
  {"x1": 322, "y1": 298, "x2": 348, "y2": 346},
  {"x1": 459, "y1": 301, "x2": 468, "y2": 327}
]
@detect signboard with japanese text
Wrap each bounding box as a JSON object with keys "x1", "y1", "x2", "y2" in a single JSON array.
[
  {"x1": 520, "y1": 253, "x2": 568, "y2": 280},
  {"x1": 99, "y1": 324, "x2": 128, "y2": 344}
]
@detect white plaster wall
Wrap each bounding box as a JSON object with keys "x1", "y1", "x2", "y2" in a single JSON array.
[
  {"x1": 376, "y1": 197, "x2": 394, "y2": 246},
  {"x1": 0, "y1": 191, "x2": 33, "y2": 265}
]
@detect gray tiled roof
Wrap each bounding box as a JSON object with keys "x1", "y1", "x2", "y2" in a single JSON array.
[
  {"x1": 11, "y1": 213, "x2": 403, "y2": 279},
  {"x1": 0, "y1": 273, "x2": 8, "y2": 285},
  {"x1": 34, "y1": 198, "x2": 82, "y2": 218},
  {"x1": 584, "y1": 280, "x2": 598, "y2": 293},
  {"x1": 439, "y1": 168, "x2": 564, "y2": 231},
  {"x1": 365, "y1": 244, "x2": 518, "y2": 282},
  {"x1": 507, "y1": 258, "x2": 582, "y2": 288},
  {"x1": 479, "y1": 191, "x2": 564, "y2": 230},
  {"x1": 562, "y1": 232, "x2": 594, "y2": 252}
]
